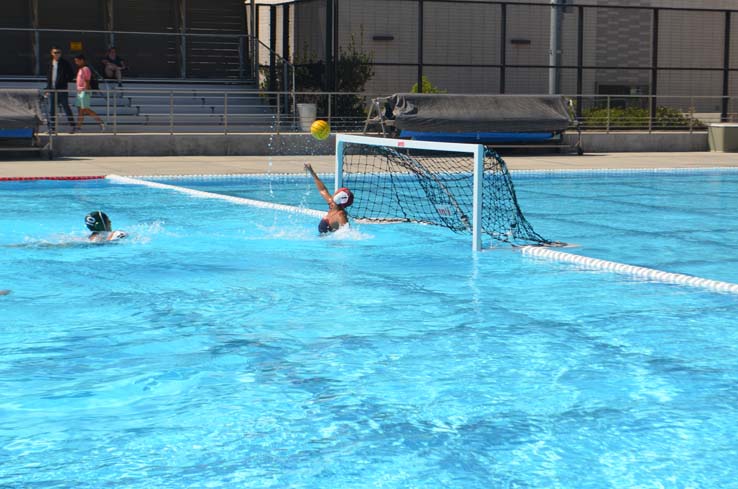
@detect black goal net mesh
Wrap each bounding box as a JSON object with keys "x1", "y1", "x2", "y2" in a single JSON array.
[{"x1": 341, "y1": 142, "x2": 558, "y2": 246}]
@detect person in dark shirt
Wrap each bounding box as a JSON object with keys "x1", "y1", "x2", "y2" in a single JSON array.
[
  {"x1": 45, "y1": 46, "x2": 76, "y2": 132},
  {"x1": 101, "y1": 47, "x2": 127, "y2": 87}
]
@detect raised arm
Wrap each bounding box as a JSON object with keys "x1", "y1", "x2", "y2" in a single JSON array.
[{"x1": 305, "y1": 163, "x2": 335, "y2": 206}]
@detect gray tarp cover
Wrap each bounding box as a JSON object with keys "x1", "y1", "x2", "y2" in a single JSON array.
[
  {"x1": 0, "y1": 90, "x2": 43, "y2": 130},
  {"x1": 387, "y1": 94, "x2": 572, "y2": 133}
]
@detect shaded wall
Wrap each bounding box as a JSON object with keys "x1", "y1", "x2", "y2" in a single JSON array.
[{"x1": 0, "y1": 0, "x2": 248, "y2": 79}]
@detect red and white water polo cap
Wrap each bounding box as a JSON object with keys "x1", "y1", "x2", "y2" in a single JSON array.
[{"x1": 333, "y1": 187, "x2": 354, "y2": 207}]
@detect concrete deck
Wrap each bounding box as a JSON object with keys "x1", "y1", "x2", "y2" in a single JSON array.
[{"x1": 0, "y1": 152, "x2": 737, "y2": 178}]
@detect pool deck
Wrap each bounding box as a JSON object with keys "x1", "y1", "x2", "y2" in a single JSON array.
[{"x1": 1, "y1": 152, "x2": 737, "y2": 177}]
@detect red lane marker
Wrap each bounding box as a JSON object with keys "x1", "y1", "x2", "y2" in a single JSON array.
[{"x1": 0, "y1": 176, "x2": 106, "y2": 181}]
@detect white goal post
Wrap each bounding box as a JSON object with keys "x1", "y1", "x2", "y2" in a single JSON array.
[{"x1": 335, "y1": 134, "x2": 486, "y2": 251}]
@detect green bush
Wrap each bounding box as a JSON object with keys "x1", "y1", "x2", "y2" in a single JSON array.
[
  {"x1": 410, "y1": 76, "x2": 446, "y2": 94},
  {"x1": 332, "y1": 34, "x2": 375, "y2": 121},
  {"x1": 260, "y1": 35, "x2": 374, "y2": 127},
  {"x1": 581, "y1": 105, "x2": 705, "y2": 130}
]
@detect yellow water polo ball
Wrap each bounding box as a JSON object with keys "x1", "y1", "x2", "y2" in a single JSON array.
[{"x1": 310, "y1": 119, "x2": 331, "y2": 140}]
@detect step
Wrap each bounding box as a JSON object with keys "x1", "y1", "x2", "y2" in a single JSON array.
[
  {"x1": 125, "y1": 94, "x2": 265, "y2": 107},
  {"x1": 103, "y1": 113, "x2": 279, "y2": 125},
  {"x1": 135, "y1": 104, "x2": 274, "y2": 115}
]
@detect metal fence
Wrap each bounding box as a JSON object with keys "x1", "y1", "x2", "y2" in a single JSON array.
[
  {"x1": 256, "y1": 0, "x2": 738, "y2": 120},
  {"x1": 35, "y1": 87, "x2": 737, "y2": 136},
  {"x1": 0, "y1": 27, "x2": 256, "y2": 80}
]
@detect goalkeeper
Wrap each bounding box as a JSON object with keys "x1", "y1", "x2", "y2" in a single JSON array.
[{"x1": 305, "y1": 163, "x2": 354, "y2": 233}]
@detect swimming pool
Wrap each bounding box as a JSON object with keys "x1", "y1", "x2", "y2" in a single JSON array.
[{"x1": 1, "y1": 171, "x2": 737, "y2": 488}]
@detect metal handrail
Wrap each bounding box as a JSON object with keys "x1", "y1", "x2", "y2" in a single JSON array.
[
  {"x1": 32, "y1": 88, "x2": 736, "y2": 136},
  {"x1": 0, "y1": 26, "x2": 251, "y2": 39}
]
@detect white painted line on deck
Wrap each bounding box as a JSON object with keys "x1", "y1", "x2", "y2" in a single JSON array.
[
  {"x1": 521, "y1": 246, "x2": 738, "y2": 295},
  {"x1": 106, "y1": 174, "x2": 324, "y2": 218}
]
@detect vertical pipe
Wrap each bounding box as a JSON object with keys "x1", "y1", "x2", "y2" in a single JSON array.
[
  {"x1": 113, "y1": 89, "x2": 117, "y2": 135},
  {"x1": 325, "y1": 0, "x2": 335, "y2": 92},
  {"x1": 269, "y1": 6, "x2": 277, "y2": 95},
  {"x1": 650, "y1": 9, "x2": 659, "y2": 128},
  {"x1": 417, "y1": 0, "x2": 424, "y2": 92},
  {"x1": 238, "y1": 0, "x2": 247, "y2": 79},
  {"x1": 472, "y1": 145, "x2": 484, "y2": 252},
  {"x1": 179, "y1": 0, "x2": 187, "y2": 79},
  {"x1": 106, "y1": 0, "x2": 114, "y2": 50},
  {"x1": 500, "y1": 3, "x2": 506, "y2": 94},
  {"x1": 169, "y1": 91, "x2": 174, "y2": 135},
  {"x1": 31, "y1": 0, "x2": 39, "y2": 76},
  {"x1": 722, "y1": 11, "x2": 731, "y2": 122},
  {"x1": 283, "y1": 4, "x2": 291, "y2": 112},
  {"x1": 548, "y1": 0, "x2": 562, "y2": 94},
  {"x1": 239, "y1": 36, "x2": 245, "y2": 80},
  {"x1": 576, "y1": 5, "x2": 584, "y2": 119},
  {"x1": 282, "y1": 5, "x2": 291, "y2": 61},
  {"x1": 283, "y1": 62, "x2": 289, "y2": 114},
  {"x1": 334, "y1": 0, "x2": 339, "y2": 89},
  {"x1": 251, "y1": 0, "x2": 258, "y2": 80},
  {"x1": 255, "y1": 6, "x2": 261, "y2": 82},
  {"x1": 276, "y1": 90, "x2": 281, "y2": 133}
]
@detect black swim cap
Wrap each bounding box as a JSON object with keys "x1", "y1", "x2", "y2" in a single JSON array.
[{"x1": 85, "y1": 211, "x2": 111, "y2": 232}]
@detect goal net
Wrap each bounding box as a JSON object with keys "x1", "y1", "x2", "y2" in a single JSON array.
[{"x1": 335, "y1": 135, "x2": 559, "y2": 249}]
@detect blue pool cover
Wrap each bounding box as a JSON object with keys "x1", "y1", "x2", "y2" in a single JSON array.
[
  {"x1": 400, "y1": 130, "x2": 554, "y2": 143},
  {"x1": 0, "y1": 128, "x2": 34, "y2": 139}
]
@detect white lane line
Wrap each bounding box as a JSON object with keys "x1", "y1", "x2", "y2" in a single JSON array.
[
  {"x1": 106, "y1": 174, "x2": 324, "y2": 218},
  {"x1": 521, "y1": 246, "x2": 738, "y2": 295}
]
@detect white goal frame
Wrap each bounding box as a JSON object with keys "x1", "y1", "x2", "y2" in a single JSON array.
[{"x1": 335, "y1": 134, "x2": 486, "y2": 251}]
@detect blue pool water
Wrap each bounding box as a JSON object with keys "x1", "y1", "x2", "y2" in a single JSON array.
[{"x1": 1, "y1": 172, "x2": 738, "y2": 488}]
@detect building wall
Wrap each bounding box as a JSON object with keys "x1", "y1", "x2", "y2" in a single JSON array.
[{"x1": 275, "y1": 0, "x2": 738, "y2": 110}]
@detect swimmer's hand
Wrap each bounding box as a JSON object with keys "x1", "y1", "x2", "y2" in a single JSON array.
[
  {"x1": 304, "y1": 163, "x2": 314, "y2": 172},
  {"x1": 0, "y1": 290, "x2": 10, "y2": 296}
]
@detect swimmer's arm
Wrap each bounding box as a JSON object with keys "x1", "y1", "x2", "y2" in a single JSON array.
[
  {"x1": 107, "y1": 230, "x2": 128, "y2": 241},
  {"x1": 305, "y1": 163, "x2": 334, "y2": 206}
]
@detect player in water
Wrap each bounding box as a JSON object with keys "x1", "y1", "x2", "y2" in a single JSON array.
[
  {"x1": 85, "y1": 211, "x2": 128, "y2": 242},
  {"x1": 304, "y1": 163, "x2": 354, "y2": 233}
]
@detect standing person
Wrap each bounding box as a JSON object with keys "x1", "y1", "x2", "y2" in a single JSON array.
[
  {"x1": 73, "y1": 54, "x2": 105, "y2": 132},
  {"x1": 45, "y1": 46, "x2": 75, "y2": 133},
  {"x1": 101, "y1": 47, "x2": 127, "y2": 87},
  {"x1": 304, "y1": 163, "x2": 354, "y2": 233}
]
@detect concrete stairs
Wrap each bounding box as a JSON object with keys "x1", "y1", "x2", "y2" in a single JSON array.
[
  {"x1": 1, "y1": 80, "x2": 288, "y2": 133},
  {"x1": 89, "y1": 82, "x2": 280, "y2": 133}
]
